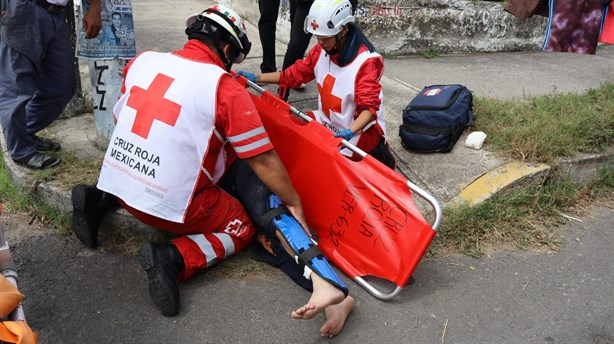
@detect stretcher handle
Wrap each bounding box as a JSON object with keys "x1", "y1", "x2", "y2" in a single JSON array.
[
  {"x1": 353, "y1": 179, "x2": 441, "y2": 300},
  {"x1": 245, "y1": 78, "x2": 443, "y2": 300},
  {"x1": 242, "y1": 79, "x2": 388, "y2": 158},
  {"x1": 0, "y1": 221, "x2": 26, "y2": 322},
  {"x1": 3, "y1": 273, "x2": 26, "y2": 322},
  {"x1": 349, "y1": 182, "x2": 441, "y2": 300},
  {"x1": 241, "y1": 78, "x2": 314, "y2": 122}
]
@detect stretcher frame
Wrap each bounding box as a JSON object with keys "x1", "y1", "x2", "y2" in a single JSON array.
[
  {"x1": 0, "y1": 218, "x2": 26, "y2": 322},
  {"x1": 244, "y1": 79, "x2": 442, "y2": 300}
]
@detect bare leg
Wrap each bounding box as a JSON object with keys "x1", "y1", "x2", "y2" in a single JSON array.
[
  {"x1": 273, "y1": 232, "x2": 345, "y2": 320},
  {"x1": 291, "y1": 272, "x2": 345, "y2": 320},
  {"x1": 320, "y1": 296, "x2": 355, "y2": 337}
]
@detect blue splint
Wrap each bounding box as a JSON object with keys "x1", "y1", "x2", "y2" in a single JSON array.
[{"x1": 265, "y1": 195, "x2": 348, "y2": 296}]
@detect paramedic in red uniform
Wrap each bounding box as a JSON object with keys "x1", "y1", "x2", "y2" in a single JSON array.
[
  {"x1": 70, "y1": 4, "x2": 354, "y2": 337},
  {"x1": 238, "y1": 0, "x2": 395, "y2": 169}
]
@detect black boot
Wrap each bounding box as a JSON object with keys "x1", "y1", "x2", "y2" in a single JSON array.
[
  {"x1": 138, "y1": 242, "x2": 185, "y2": 316},
  {"x1": 71, "y1": 184, "x2": 118, "y2": 248}
]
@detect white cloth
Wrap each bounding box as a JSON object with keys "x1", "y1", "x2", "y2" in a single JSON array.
[
  {"x1": 97, "y1": 51, "x2": 225, "y2": 223},
  {"x1": 465, "y1": 131, "x2": 487, "y2": 150}
]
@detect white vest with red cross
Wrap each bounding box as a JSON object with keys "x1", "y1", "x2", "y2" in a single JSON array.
[
  {"x1": 97, "y1": 51, "x2": 225, "y2": 223},
  {"x1": 312, "y1": 50, "x2": 386, "y2": 155}
]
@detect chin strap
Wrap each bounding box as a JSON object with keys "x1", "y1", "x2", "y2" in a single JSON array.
[
  {"x1": 189, "y1": 18, "x2": 234, "y2": 72},
  {"x1": 209, "y1": 41, "x2": 231, "y2": 71},
  {"x1": 325, "y1": 33, "x2": 343, "y2": 55}
]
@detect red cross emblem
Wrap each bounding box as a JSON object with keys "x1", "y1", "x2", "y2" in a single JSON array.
[
  {"x1": 208, "y1": 6, "x2": 236, "y2": 23},
  {"x1": 225, "y1": 219, "x2": 246, "y2": 236},
  {"x1": 317, "y1": 75, "x2": 342, "y2": 120},
  {"x1": 311, "y1": 19, "x2": 319, "y2": 31},
  {"x1": 127, "y1": 73, "x2": 182, "y2": 139}
]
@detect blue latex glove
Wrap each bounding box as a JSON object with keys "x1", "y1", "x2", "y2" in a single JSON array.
[
  {"x1": 236, "y1": 71, "x2": 257, "y2": 83},
  {"x1": 334, "y1": 129, "x2": 354, "y2": 141}
]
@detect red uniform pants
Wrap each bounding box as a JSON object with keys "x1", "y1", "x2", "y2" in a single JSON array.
[{"x1": 120, "y1": 185, "x2": 255, "y2": 280}]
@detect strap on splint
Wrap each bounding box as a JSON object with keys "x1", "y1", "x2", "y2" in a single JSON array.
[{"x1": 264, "y1": 195, "x2": 348, "y2": 296}]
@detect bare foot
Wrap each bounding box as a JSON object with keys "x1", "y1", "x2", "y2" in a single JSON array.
[
  {"x1": 291, "y1": 273, "x2": 345, "y2": 320},
  {"x1": 319, "y1": 296, "x2": 355, "y2": 337}
]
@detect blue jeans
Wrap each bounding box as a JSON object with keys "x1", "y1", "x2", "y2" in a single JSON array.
[
  {"x1": 219, "y1": 159, "x2": 314, "y2": 292},
  {"x1": 0, "y1": 0, "x2": 76, "y2": 160},
  {"x1": 281, "y1": 0, "x2": 312, "y2": 71},
  {"x1": 257, "y1": 0, "x2": 279, "y2": 73}
]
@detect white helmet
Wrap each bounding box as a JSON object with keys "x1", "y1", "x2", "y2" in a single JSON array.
[
  {"x1": 185, "y1": 4, "x2": 251, "y2": 63},
  {"x1": 304, "y1": 0, "x2": 355, "y2": 37}
]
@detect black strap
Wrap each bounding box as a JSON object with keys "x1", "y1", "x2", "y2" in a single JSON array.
[
  {"x1": 261, "y1": 206, "x2": 289, "y2": 226},
  {"x1": 298, "y1": 245, "x2": 323, "y2": 264}
]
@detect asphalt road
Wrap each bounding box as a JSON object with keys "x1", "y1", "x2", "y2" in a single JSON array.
[{"x1": 2, "y1": 202, "x2": 613, "y2": 344}]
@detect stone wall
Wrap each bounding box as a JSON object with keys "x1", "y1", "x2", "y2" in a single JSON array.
[
  {"x1": 355, "y1": 0, "x2": 548, "y2": 55},
  {"x1": 226, "y1": 0, "x2": 548, "y2": 55}
]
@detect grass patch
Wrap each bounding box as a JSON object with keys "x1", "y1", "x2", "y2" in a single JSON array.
[
  {"x1": 31, "y1": 150, "x2": 102, "y2": 188},
  {"x1": 420, "y1": 48, "x2": 439, "y2": 59},
  {"x1": 430, "y1": 164, "x2": 614, "y2": 258},
  {"x1": 576, "y1": 163, "x2": 614, "y2": 201},
  {"x1": 380, "y1": 50, "x2": 398, "y2": 59},
  {"x1": 208, "y1": 249, "x2": 277, "y2": 280},
  {"x1": 473, "y1": 83, "x2": 614, "y2": 163},
  {"x1": 1, "y1": 149, "x2": 99, "y2": 234},
  {"x1": 0, "y1": 155, "x2": 71, "y2": 233}
]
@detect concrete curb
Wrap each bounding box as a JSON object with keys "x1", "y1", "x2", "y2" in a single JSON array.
[
  {"x1": 449, "y1": 150, "x2": 614, "y2": 207},
  {"x1": 2, "y1": 116, "x2": 611, "y2": 242},
  {"x1": 0, "y1": 122, "x2": 163, "y2": 242},
  {"x1": 558, "y1": 148, "x2": 614, "y2": 185},
  {"x1": 452, "y1": 162, "x2": 551, "y2": 206}
]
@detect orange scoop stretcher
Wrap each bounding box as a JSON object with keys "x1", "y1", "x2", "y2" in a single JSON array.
[
  {"x1": 1, "y1": 204, "x2": 38, "y2": 344},
  {"x1": 236, "y1": 75, "x2": 442, "y2": 300}
]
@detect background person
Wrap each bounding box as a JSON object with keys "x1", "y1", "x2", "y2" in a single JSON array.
[
  {"x1": 239, "y1": 0, "x2": 395, "y2": 168},
  {"x1": 257, "y1": 0, "x2": 314, "y2": 101},
  {"x1": 0, "y1": 0, "x2": 102, "y2": 169},
  {"x1": 257, "y1": 0, "x2": 313, "y2": 78}
]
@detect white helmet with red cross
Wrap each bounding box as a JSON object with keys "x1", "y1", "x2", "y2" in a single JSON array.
[
  {"x1": 185, "y1": 4, "x2": 251, "y2": 63},
  {"x1": 304, "y1": 0, "x2": 355, "y2": 37}
]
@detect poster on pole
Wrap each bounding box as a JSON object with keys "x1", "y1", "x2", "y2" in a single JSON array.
[{"x1": 76, "y1": 0, "x2": 137, "y2": 59}]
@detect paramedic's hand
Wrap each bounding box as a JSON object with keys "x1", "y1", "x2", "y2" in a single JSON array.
[
  {"x1": 334, "y1": 129, "x2": 354, "y2": 141},
  {"x1": 287, "y1": 204, "x2": 311, "y2": 238},
  {"x1": 236, "y1": 71, "x2": 257, "y2": 83}
]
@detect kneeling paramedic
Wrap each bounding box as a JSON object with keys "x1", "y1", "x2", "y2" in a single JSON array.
[{"x1": 70, "y1": 4, "x2": 353, "y2": 336}]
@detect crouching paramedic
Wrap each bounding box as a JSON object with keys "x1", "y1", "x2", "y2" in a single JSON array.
[{"x1": 70, "y1": 4, "x2": 353, "y2": 334}]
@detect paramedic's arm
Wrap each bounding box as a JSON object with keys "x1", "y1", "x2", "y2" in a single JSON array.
[
  {"x1": 351, "y1": 56, "x2": 384, "y2": 133},
  {"x1": 349, "y1": 109, "x2": 374, "y2": 134},
  {"x1": 246, "y1": 150, "x2": 309, "y2": 234},
  {"x1": 257, "y1": 47, "x2": 319, "y2": 87},
  {"x1": 255, "y1": 71, "x2": 281, "y2": 84}
]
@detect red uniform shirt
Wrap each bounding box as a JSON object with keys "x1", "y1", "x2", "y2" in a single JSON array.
[
  {"x1": 279, "y1": 44, "x2": 384, "y2": 119},
  {"x1": 166, "y1": 39, "x2": 274, "y2": 198}
]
